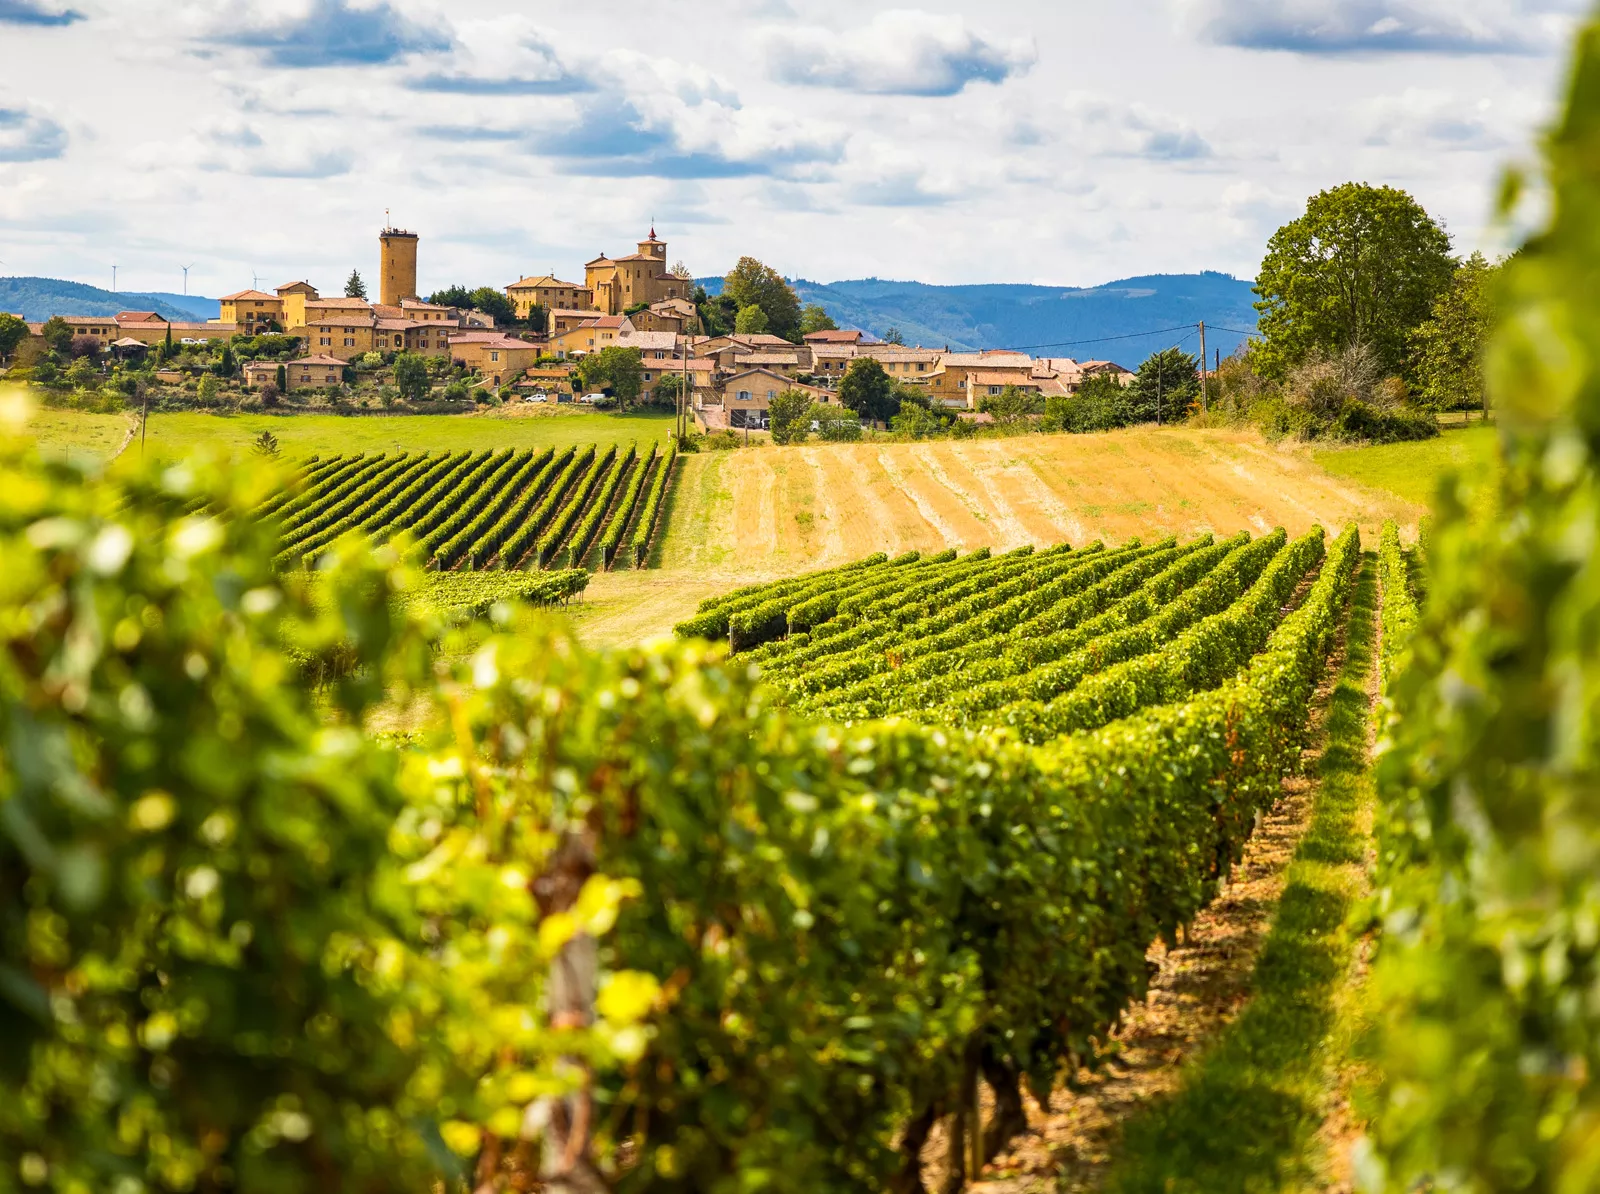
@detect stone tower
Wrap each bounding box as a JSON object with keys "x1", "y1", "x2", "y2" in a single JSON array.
[{"x1": 379, "y1": 226, "x2": 419, "y2": 306}]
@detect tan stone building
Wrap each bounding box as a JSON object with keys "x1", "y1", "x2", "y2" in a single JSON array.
[
  {"x1": 585, "y1": 229, "x2": 690, "y2": 316},
  {"x1": 926, "y1": 351, "x2": 1037, "y2": 408},
  {"x1": 505, "y1": 275, "x2": 593, "y2": 318},
  {"x1": 448, "y1": 332, "x2": 539, "y2": 386},
  {"x1": 284, "y1": 354, "x2": 347, "y2": 390},
  {"x1": 307, "y1": 317, "x2": 377, "y2": 360},
  {"x1": 219, "y1": 290, "x2": 283, "y2": 333},
  {"x1": 550, "y1": 314, "x2": 633, "y2": 358}
]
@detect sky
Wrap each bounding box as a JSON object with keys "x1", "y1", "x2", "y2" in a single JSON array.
[{"x1": 0, "y1": 0, "x2": 1587, "y2": 300}]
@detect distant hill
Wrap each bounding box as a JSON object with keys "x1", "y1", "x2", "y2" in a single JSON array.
[
  {"x1": 698, "y1": 272, "x2": 1260, "y2": 360},
  {"x1": 0, "y1": 277, "x2": 220, "y2": 323}
]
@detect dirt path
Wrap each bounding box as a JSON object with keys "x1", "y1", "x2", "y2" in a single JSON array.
[{"x1": 968, "y1": 556, "x2": 1376, "y2": 1194}]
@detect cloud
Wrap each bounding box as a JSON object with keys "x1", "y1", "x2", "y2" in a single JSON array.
[
  {"x1": 192, "y1": 120, "x2": 354, "y2": 178},
  {"x1": 407, "y1": 16, "x2": 590, "y2": 94},
  {"x1": 0, "y1": 0, "x2": 81, "y2": 24},
  {"x1": 0, "y1": 104, "x2": 68, "y2": 162},
  {"x1": 1183, "y1": 0, "x2": 1578, "y2": 55},
  {"x1": 1361, "y1": 89, "x2": 1509, "y2": 148},
  {"x1": 1059, "y1": 94, "x2": 1215, "y2": 161},
  {"x1": 208, "y1": 0, "x2": 451, "y2": 67},
  {"x1": 767, "y1": 9, "x2": 1034, "y2": 96}
]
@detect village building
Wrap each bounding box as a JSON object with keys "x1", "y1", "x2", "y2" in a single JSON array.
[
  {"x1": 282, "y1": 354, "x2": 346, "y2": 390},
  {"x1": 218, "y1": 290, "x2": 283, "y2": 334},
  {"x1": 549, "y1": 314, "x2": 633, "y2": 358},
  {"x1": 505, "y1": 275, "x2": 593, "y2": 319},
  {"x1": 584, "y1": 229, "x2": 690, "y2": 316},
  {"x1": 448, "y1": 332, "x2": 540, "y2": 387}
]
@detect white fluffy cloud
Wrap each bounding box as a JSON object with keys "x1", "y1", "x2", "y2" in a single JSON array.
[
  {"x1": 1179, "y1": 0, "x2": 1583, "y2": 55},
  {"x1": 766, "y1": 9, "x2": 1035, "y2": 95},
  {"x1": 0, "y1": 0, "x2": 1577, "y2": 296}
]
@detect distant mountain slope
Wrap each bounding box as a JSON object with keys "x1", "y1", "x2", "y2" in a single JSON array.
[
  {"x1": 699, "y1": 272, "x2": 1260, "y2": 359},
  {"x1": 0, "y1": 277, "x2": 220, "y2": 322}
]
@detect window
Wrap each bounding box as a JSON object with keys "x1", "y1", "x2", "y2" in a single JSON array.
[
  {"x1": 989, "y1": 385, "x2": 1001, "y2": 396},
  {"x1": 737, "y1": 390, "x2": 751, "y2": 401},
  {"x1": 643, "y1": 372, "x2": 652, "y2": 381},
  {"x1": 767, "y1": 390, "x2": 777, "y2": 401},
  {"x1": 490, "y1": 351, "x2": 500, "y2": 362},
  {"x1": 320, "y1": 337, "x2": 331, "y2": 347},
  {"x1": 344, "y1": 338, "x2": 356, "y2": 347},
  {"x1": 918, "y1": 362, "x2": 927, "y2": 371}
]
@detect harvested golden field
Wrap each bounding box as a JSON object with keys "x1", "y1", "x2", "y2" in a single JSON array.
[{"x1": 568, "y1": 426, "x2": 1421, "y2": 648}]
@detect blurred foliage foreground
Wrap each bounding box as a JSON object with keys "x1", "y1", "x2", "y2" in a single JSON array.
[{"x1": 0, "y1": 434, "x2": 658, "y2": 1194}]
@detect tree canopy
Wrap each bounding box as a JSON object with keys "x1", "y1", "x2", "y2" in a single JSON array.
[
  {"x1": 1411, "y1": 251, "x2": 1499, "y2": 413},
  {"x1": 1128, "y1": 348, "x2": 1201, "y2": 423},
  {"x1": 0, "y1": 312, "x2": 27, "y2": 361},
  {"x1": 1254, "y1": 182, "x2": 1455, "y2": 380},
  {"x1": 768, "y1": 389, "x2": 814, "y2": 444},
  {"x1": 344, "y1": 269, "x2": 368, "y2": 299},
  {"x1": 800, "y1": 304, "x2": 837, "y2": 335},
  {"x1": 428, "y1": 285, "x2": 516, "y2": 327},
  {"x1": 735, "y1": 305, "x2": 770, "y2": 335},
  {"x1": 723, "y1": 258, "x2": 801, "y2": 342},
  {"x1": 393, "y1": 351, "x2": 429, "y2": 402},
  {"x1": 838, "y1": 357, "x2": 899, "y2": 426},
  {"x1": 577, "y1": 346, "x2": 644, "y2": 406}
]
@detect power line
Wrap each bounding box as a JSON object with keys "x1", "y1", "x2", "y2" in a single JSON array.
[{"x1": 1207, "y1": 325, "x2": 1259, "y2": 337}]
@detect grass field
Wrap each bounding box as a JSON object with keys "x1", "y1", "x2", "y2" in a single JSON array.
[
  {"x1": 6, "y1": 390, "x2": 1496, "y2": 650},
  {"x1": 1312, "y1": 423, "x2": 1498, "y2": 508},
  {"x1": 0, "y1": 385, "x2": 673, "y2": 463}
]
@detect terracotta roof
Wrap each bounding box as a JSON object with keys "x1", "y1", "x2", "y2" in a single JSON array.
[
  {"x1": 1082, "y1": 359, "x2": 1133, "y2": 373},
  {"x1": 220, "y1": 289, "x2": 276, "y2": 302},
  {"x1": 861, "y1": 347, "x2": 939, "y2": 361},
  {"x1": 371, "y1": 304, "x2": 404, "y2": 319},
  {"x1": 449, "y1": 332, "x2": 533, "y2": 347},
  {"x1": 969, "y1": 370, "x2": 1040, "y2": 387},
  {"x1": 740, "y1": 333, "x2": 792, "y2": 346},
  {"x1": 617, "y1": 330, "x2": 678, "y2": 350},
  {"x1": 577, "y1": 315, "x2": 627, "y2": 330},
  {"x1": 308, "y1": 316, "x2": 377, "y2": 328},
  {"x1": 939, "y1": 352, "x2": 1033, "y2": 369},
  {"x1": 725, "y1": 367, "x2": 804, "y2": 384},
  {"x1": 400, "y1": 299, "x2": 449, "y2": 311},
  {"x1": 548, "y1": 307, "x2": 598, "y2": 318},
  {"x1": 288, "y1": 354, "x2": 348, "y2": 367},
  {"x1": 309, "y1": 297, "x2": 373, "y2": 310},
  {"x1": 274, "y1": 280, "x2": 317, "y2": 294},
  {"x1": 584, "y1": 254, "x2": 614, "y2": 266},
  {"x1": 116, "y1": 311, "x2": 165, "y2": 323},
  {"x1": 803, "y1": 329, "x2": 863, "y2": 343},
  {"x1": 735, "y1": 352, "x2": 801, "y2": 366},
  {"x1": 375, "y1": 318, "x2": 424, "y2": 331},
  {"x1": 508, "y1": 275, "x2": 583, "y2": 289},
  {"x1": 809, "y1": 344, "x2": 857, "y2": 358}
]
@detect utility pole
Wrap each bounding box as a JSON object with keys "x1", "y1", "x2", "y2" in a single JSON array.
[
  {"x1": 1198, "y1": 321, "x2": 1208, "y2": 410},
  {"x1": 1156, "y1": 352, "x2": 1164, "y2": 425}
]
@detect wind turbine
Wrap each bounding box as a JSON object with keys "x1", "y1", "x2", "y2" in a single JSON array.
[
  {"x1": 111, "y1": 264, "x2": 118, "y2": 293},
  {"x1": 181, "y1": 263, "x2": 195, "y2": 295}
]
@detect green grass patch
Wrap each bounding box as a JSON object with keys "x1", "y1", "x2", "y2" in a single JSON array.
[
  {"x1": 1102, "y1": 552, "x2": 1378, "y2": 1194},
  {"x1": 1312, "y1": 424, "x2": 1498, "y2": 508},
  {"x1": 2, "y1": 384, "x2": 673, "y2": 464}
]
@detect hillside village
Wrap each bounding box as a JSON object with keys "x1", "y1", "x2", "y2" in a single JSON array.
[{"x1": 4, "y1": 225, "x2": 1134, "y2": 433}]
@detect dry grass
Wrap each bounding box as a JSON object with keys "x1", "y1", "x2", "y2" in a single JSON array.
[{"x1": 571, "y1": 428, "x2": 1415, "y2": 648}]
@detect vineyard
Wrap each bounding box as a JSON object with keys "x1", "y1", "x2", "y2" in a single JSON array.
[
  {"x1": 656, "y1": 521, "x2": 1362, "y2": 1183},
  {"x1": 251, "y1": 442, "x2": 677, "y2": 571}
]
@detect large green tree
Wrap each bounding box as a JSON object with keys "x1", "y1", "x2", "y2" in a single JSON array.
[
  {"x1": 800, "y1": 304, "x2": 837, "y2": 335},
  {"x1": 344, "y1": 269, "x2": 367, "y2": 299},
  {"x1": 577, "y1": 346, "x2": 643, "y2": 406},
  {"x1": 768, "y1": 388, "x2": 814, "y2": 444},
  {"x1": 734, "y1": 305, "x2": 770, "y2": 335},
  {"x1": 393, "y1": 351, "x2": 430, "y2": 402},
  {"x1": 428, "y1": 285, "x2": 516, "y2": 327},
  {"x1": 722, "y1": 258, "x2": 801, "y2": 342},
  {"x1": 1411, "y1": 251, "x2": 1499, "y2": 414},
  {"x1": 0, "y1": 312, "x2": 27, "y2": 362},
  {"x1": 39, "y1": 315, "x2": 72, "y2": 357},
  {"x1": 1128, "y1": 349, "x2": 1200, "y2": 423},
  {"x1": 838, "y1": 357, "x2": 898, "y2": 427},
  {"x1": 1254, "y1": 182, "x2": 1455, "y2": 380}
]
